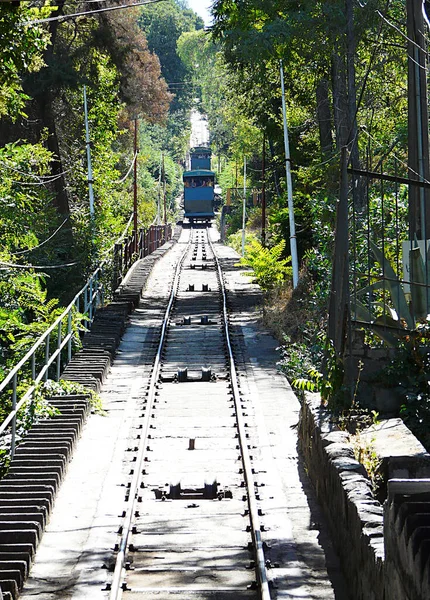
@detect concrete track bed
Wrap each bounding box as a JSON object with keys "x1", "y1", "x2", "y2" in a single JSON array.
[{"x1": 62, "y1": 227, "x2": 181, "y2": 392}]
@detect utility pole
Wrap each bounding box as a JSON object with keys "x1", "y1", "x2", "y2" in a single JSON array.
[
  {"x1": 407, "y1": 0, "x2": 430, "y2": 241},
  {"x1": 162, "y1": 153, "x2": 167, "y2": 237},
  {"x1": 235, "y1": 160, "x2": 238, "y2": 203},
  {"x1": 262, "y1": 135, "x2": 266, "y2": 246},
  {"x1": 157, "y1": 152, "x2": 162, "y2": 225},
  {"x1": 280, "y1": 60, "x2": 299, "y2": 288},
  {"x1": 242, "y1": 155, "x2": 247, "y2": 256},
  {"x1": 83, "y1": 86, "x2": 94, "y2": 219},
  {"x1": 133, "y1": 119, "x2": 138, "y2": 253}
]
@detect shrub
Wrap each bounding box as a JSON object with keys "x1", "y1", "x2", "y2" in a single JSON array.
[{"x1": 237, "y1": 239, "x2": 292, "y2": 291}]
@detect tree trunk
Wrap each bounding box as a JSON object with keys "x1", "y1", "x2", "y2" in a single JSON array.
[
  {"x1": 316, "y1": 78, "x2": 333, "y2": 157},
  {"x1": 328, "y1": 147, "x2": 350, "y2": 356},
  {"x1": 33, "y1": 0, "x2": 71, "y2": 218},
  {"x1": 331, "y1": 51, "x2": 349, "y2": 152},
  {"x1": 345, "y1": 0, "x2": 365, "y2": 211},
  {"x1": 34, "y1": 90, "x2": 71, "y2": 217}
]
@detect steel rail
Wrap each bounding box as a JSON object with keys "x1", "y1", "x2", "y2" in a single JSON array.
[
  {"x1": 109, "y1": 233, "x2": 193, "y2": 600},
  {"x1": 208, "y1": 230, "x2": 272, "y2": 600}
]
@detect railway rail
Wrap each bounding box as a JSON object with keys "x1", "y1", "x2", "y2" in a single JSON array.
[
  {"x1": 108, "y1": 226, "x2": 271, "y2": 599},
  {"x1": 17, "y1": 225, "x2": 341, "y2": 600}
]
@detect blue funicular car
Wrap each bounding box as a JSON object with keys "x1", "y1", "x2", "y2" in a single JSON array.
[{"x1": 183, "y1": 168, "x2": 215, "y2": 224}]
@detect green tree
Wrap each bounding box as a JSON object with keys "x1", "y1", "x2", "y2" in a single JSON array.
[
  {"x1": 0, "y1": 2, "x2": 51, "y2": 120},
  {"x1": 138, "y1": 0, "x2": 204, "y2": 159}
]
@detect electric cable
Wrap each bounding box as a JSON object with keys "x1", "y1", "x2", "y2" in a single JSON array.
[
  {"x1": 362, "y1": 128, "x2": 430, "y2": 185},
  {"x1": 23, "y1": 0, "x2": 167, "y2": 26},
  {"x1": 11, "y1": 219, "x2": 70, "y2": 256},
  {"x1": 114, "y1": 151, "x2": 137, "y2": 184},
  {"x1": 101, "y1": 213, "x2": 134, "y2": 257},
  {"x1": 0, "y1": 162, "x2": 75, "y2": 183},
  {"x1": 0, "y1": 261, "x2": 78, "y2": 271}
]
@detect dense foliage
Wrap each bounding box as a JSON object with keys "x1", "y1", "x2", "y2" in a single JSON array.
[
  {"x1": 0, "y1": 0, "x2": 202, "y2": 389},
  {"x1": 205, "y1": 1, "x2": 425, "y2": 422},
  {"x1": 1, "y1": 0, "x2": 427, "y2": 445}
]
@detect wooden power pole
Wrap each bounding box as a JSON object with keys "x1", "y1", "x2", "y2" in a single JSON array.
[
  {"x1": 262, "y1": 135, "x2": 266, "y2": 247},
  {"x1": 133, "y1": 119, "x2": 138, "y2": 253}
]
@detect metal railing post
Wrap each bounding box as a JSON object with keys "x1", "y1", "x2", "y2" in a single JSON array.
[
  {"x1": 67, "y1": 309, "x2": 73, "y2": 363},
  {"x1": 99, "y1": 267, "x2": 105, "y2": 306},
  {"x1": 11, "y1": 374, "x2": 17, "y2": 458},
  {"x1": 139, "y1": 228, "x2": 144, "y2": 258},
  {"x1": 124, "y1": 236, "x2": 129, "y2": 272},
  {"x1": 56, "y1": 321, "x2": 62, "y2": 381},
  {"x1": 44, "y1": 333, "x2": 50, "y2": 381},
  {"x1": 89, "y1": 278, "x2": 94, "y2": 323}
]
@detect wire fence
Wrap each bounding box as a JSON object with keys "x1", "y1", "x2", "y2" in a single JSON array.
[{"x1": 348, "y1": 153, "x2": 430, "y2": 346}]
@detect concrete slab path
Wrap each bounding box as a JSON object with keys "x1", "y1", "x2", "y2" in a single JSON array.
[{"x1": 20, "y1": 229, "x2": 348, "y2": 599}]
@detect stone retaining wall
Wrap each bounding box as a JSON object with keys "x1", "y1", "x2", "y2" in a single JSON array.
[
  {"x1": 299, "y1": 391, "x2": 430, "y2": 599},
  {"x1": 299, "y1": 392, "x2": 385, "y2": 600}
]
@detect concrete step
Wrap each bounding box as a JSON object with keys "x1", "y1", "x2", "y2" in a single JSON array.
[
  {"x1": 0, "y1": 507, "x2": 47, "y2": 527},
  {"x1": 14, "y1": 443, "x2": 72, "y2": 459},
  {"x1": 0, "y1": 564, "x2": 25, "y2": 589},
  {"x1": 0, "y1": 495, "x2": 52, "y2": 512},
  {"x1": 4, "y1": 473, "x2": 61, "y2": 492},
  {"x1": 0, "y1": 529, "x2": 39, "y2": 550},
  {"x1": 0, "y1": 513, "x2": 44, "y2": 529},
  {"x1": 0, "y1": 578, "x2": 19, "y2": 599},
  {"x1": 0, "y1": 553, "x2": 31, "y2": 574}
]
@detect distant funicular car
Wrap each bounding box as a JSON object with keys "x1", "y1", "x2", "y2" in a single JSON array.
[
  {"x1": 183, "y1": 169, "x2": 215, "y2": 224},
  {"x1": 190, "y1": 146, "x2": 212, "y2": 171}
]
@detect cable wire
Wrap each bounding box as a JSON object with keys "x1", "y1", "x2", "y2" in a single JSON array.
[
  {"x1": 0, "y1": 162, "x2": 75, "y2": 183},
  {"x1": 113, "y1": 151, "x2": 137, "y2": 184},
  {"x1": 23, "y1": 0, "x2": 167, "y2": 25},
  {"x1": 11, "y1": 219, "x2": 70, "y2": 256},
  {"x1": 0, "y1": 261, "x2": 78, "y2": 271}
]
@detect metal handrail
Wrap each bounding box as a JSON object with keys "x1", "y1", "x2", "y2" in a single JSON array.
[{"x1": 0, "y1": 266, "x2": 104, "y2": 455}]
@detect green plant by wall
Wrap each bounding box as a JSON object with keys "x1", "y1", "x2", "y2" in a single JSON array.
[
  {"x1": 378, "y1": 334, "x2": 430, "y2": 451},
  {"x1": 237, "y1": 238, "x2": 292, "y2": 291},
  {"x1": 290, "y1": 336, "x2": 346, "y2": 408},
  {"x1": 352, "y1": 432, "x2": 383, "y2": 495}
]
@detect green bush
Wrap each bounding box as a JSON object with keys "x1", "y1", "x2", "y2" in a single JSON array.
[{"x1": 237, "y1": 238, "x2": 292, "y2": 291}]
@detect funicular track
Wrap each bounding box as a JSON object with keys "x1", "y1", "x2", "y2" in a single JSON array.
[{"x1": 108, "y1": 226, "x2": 271, "y2": 600}]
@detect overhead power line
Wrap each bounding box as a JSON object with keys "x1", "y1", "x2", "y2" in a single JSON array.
[
  {"x1": 0, "y1": 261, "x2": 78, "y2": 271},
  {"x1": 114, "y1": 151, "x2": 138, "y2": 184},
  {"x1": 12, "y1": 218, "x2": 70, "y2": 256},
  {"x1": 23, "y1": 0, "x2": 167, "y2": 26}
]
